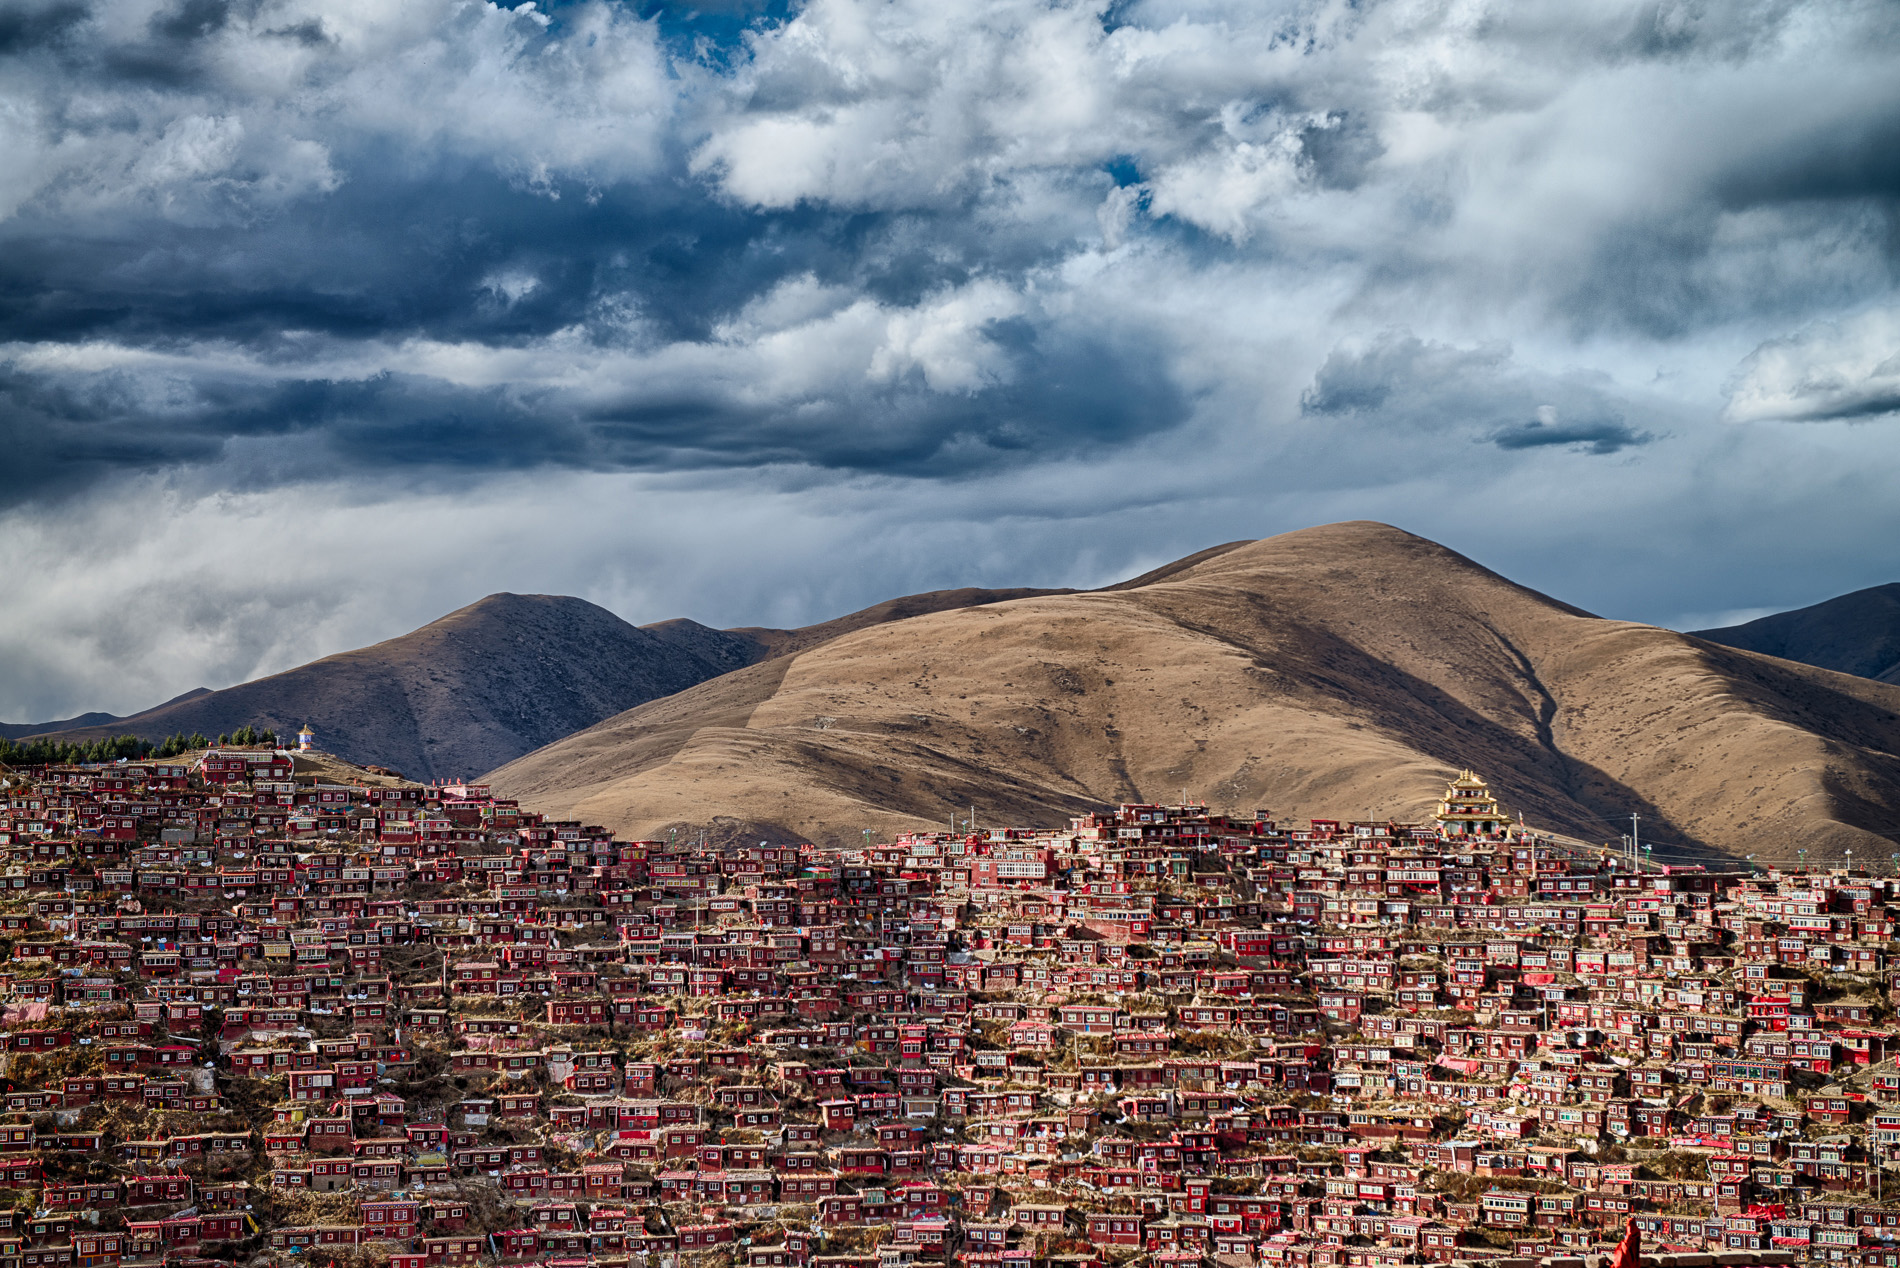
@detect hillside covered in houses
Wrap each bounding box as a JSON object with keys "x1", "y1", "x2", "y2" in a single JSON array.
[{"x1": 0, "y1": 747, "x2": 1896, "y2": 1268}]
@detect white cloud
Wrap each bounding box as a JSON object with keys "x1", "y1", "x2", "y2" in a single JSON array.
[
  {"x1": 1142, "y1": 114, "x2": 1310, "y2": 242},
  {"x1": 480, "y1": 269, "x2": 542, "y2": 305},
  {"x1": 692, "y1": 0, "x2": 1121, "y2": 210},
  {"x1": 6, "y1": 0, "x2": 1900, "y2": 720},
  {"x1": 0, "y1": 0, "x2": 671, "y2": 227},
  {"x1": 864, "y1": 280, "x2": 1022, "y2": 392},
  {"x1": 1725, "y1": 307, "x2": 1900, "y2": 422}
]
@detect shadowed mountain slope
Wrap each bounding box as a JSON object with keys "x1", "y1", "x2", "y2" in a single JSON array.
[
  {"x1": 0, "y1": 688, "x2": 214, "y2": 740},
  {"x1": 0, "y1": 710, "x2": 125, "y2": 740},
  {"x1": 1694, "y1": 583, "x2": 1900, "y2": 685},
  {"x1": 21, "y1": 595, "x2": 751, "y2": 783},
  {"x1": 489, "y1": 523, "x2": 1900, "y2": 863},
  {"x1": 16, "y1": 588, "x2": 1073, "y2": 781}
]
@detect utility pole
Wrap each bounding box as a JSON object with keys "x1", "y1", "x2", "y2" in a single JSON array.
[{"x1": 1629, "y1": 813, "x2": 1639, "y2": 868}]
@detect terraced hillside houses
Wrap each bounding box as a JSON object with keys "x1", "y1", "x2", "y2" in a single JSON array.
[{"x1": 0, "y1": 751, "x2": 1894, "y2": 1268}]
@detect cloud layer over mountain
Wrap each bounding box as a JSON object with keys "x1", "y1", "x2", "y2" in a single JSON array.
[{"x1": 5, "y1": 0, "x2": 1900, "y2": 720}]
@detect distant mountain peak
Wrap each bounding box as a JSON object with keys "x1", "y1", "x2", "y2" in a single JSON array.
[
  {"x1": 14, "y1": 579, "x2": 1083, "y2": 777},
  {"x1": 1694, "y1": 581, "x2": 1900, "y2": 683}
]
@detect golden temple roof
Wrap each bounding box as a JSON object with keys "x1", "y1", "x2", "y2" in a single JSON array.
[{"x1": 1433, "y1": 769, "x2": 1510, "y2": 826}]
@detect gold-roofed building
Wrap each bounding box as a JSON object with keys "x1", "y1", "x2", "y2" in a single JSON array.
[{"x1": 1433, "y1": 769, "x2": 1513, "y2": 837}]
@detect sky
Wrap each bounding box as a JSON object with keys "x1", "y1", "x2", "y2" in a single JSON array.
[{"x1": 4, "y1": 0, "x2": 1900, "y2": 722}]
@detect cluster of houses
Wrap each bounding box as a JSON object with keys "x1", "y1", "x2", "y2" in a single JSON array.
[{"x1": 2, "y1": 753, "x2": 1900, "y2": 1268}]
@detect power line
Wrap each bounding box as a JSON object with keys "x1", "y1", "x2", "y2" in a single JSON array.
[
  {"x1": 1562, "y1": 806, "x2": 1899, "y2": 834},
  {"x1": 1551, "y1": 810, "x2": 1900, "y2": 864},
  {"x1": 1562, "y1": 806, "x2": 1900, "y2": 838}
]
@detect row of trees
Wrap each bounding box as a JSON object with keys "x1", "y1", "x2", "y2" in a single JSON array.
[
  {"x1": 0, "y1": 724, "x2": 279, "y2": 768},
  {"x1": 0, "y1": 733, "x2": 156, "y2": 767},
  {"x1": 167, "y1": 724, "x2": 279, "y2": 752}
]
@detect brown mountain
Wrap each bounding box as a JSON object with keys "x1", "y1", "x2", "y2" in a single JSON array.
[
  {"x1": 487, "y1": 522, "x2": 1900, "y2": 863},
  {"x1": 1694, "y1": 583, "x2": 1900, "y2": 685},
  {"x1": 0, "y1": 688, "x2": 220, "y2": 739},
  {"x1": 20, "y1": 595, "x2": 748, "y2": 782},
  {"x1": 0, "y1": 709, "x2": 129, "y2": 740},
  {"x1": 19, "y1": 587, "x2": 1070, "y2": 782}
]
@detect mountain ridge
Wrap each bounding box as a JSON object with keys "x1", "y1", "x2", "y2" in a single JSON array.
[
  {"x1": 1694, "y1": 582, "x2": 1900, "y2": 685},
  {"x1": 11, "y1": 586, "x2": 1074, "y2": 779},
  {"x1": 487, "y1": 522, "x2": 1900, "y2": 863},
  {"x1": 12, "y1": 594, "x2": 745, "y2": 782}
]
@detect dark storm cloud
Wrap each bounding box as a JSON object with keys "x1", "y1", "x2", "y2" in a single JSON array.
[
  {"x1": 0, "y1": 365, "x2": 230, "y2": 506},
  {"x1": 0, "y1": 1, "x2": 89, "y2": 54},
  {"x1": 0, "y1": 146, "x2": 1086, "y2": 354},
  {"x1": 1716, "y1": 109, "x2": 1900, "y2": 210},
  {"x1": 593, "y1": 325, "x2": 1184, "y2": 475},
  {"x1": 1489, "y1": 418, "x2": 1651, "y2": 456},
  {"x1": 1791, "y1": 391, "x2": 1900, "y2": 422},
  {"x1": 0, "y1": 0, "x2": 1892, "y2": 516},
  {"x1": 0, "y1": 310, "x2": 1188, "y2": 497},
  {"x1": 353, "y1": 320, "x2": 1182, "y2": 478},
  {"x1": 0, "y1": 0, "x2": 1206, "y2": 506},
  {"x1": 0, "y1": 161, "x2": 776, "y2": 347},
  {"x1": 1302, "y1": 333, "x2": 1659, "y2": 456}
]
